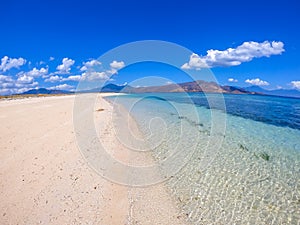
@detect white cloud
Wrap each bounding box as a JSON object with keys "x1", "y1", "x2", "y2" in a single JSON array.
[
  {"x1": 80, "y1": 60, "x2": 124, "y2": 81},
  {"x1": 245, "y1": 78, "x2": 270, "y2": 86},
  {"x1": 228, "y1": 78, "x2": 238, "y2": 82},
  {"x1": 49, "y1": 83, "x2": 74, "y2": 90},
  {"x1": 110, "y1": 60, "x2": 125, "y2": 70},
  {"x1": 14, "y1": 85, "x2": 38, "y2": 94},
  {"x1": 181, "y1": 53, "x2": 209, "y2": 70},
  {"x1": 181, "y1": 41, "x2": 285, "y2": 70},
  {"x1": 62, "y1": 75, "x2": 81, "y2": 81},
  {"x1": 45, "y1": 74, "x2": 81, "y2": 82},
  {"x1": 56, "y1": 58, "x2": 75, "y2": 74},
  {"x1": 49, "y1": 56, "x2": 55, "y2": 61},
  {"x1": 0, "y1": 74, "x2": 38, "y2": 95},
  {"x1": 17, "y1": 75, "x2": 34, "y2": 84},
  {"x1": 82, "y1": 71, "x2": 109, "y2": 81},
  {"x1": 106, "y1": 60, "x2": 125, "y2": 76},
  {"x1": 15, "y1": 81, "x2": 38, "y2": 89},
  {"x1": 0, "y1": 75, "x2": 13, "y2": 82},
  {"x1": 80, "y1": 59, "x2": 101, "y2": 71},
  {"x1": 290, "y1": 81, "x2": 300, "y2": 89},
  {"x1": 26, "y1": 67, "x2": 48, "y2": 77},
  {"x1": 0, "y1": 56, "x2": 26, "y2": 72},
  {"x1": 45, "y1": 75, "x2": 63, "y2": 83},
  {"x1": 0, "y1": 75, "x2": 14, "y2": 89},
  {"x1": 0, "y1": 67, "x2": 48, "y2": 94},
  {"x1": 0, "y1": 88, "x2": 11, "y2": 95}
]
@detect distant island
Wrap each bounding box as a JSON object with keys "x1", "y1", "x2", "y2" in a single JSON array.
[
  {"x1": 99, "y1": 80, "x2": 300, "y2": 98},
  {"x1": 4, "y1": 80, "x2": 300, "y2": 98}
]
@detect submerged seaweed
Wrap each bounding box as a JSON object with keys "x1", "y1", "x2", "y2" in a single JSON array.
[
  {"x1": 258, "y1": 152, "x2": 270, "y2": 161},
  {"x1": 239, "y1": 144, "x2": 249, "y2": 151}
]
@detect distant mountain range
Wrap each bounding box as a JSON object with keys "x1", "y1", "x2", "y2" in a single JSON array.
[
  {"x1": 18, "y1": 81, "x2": 300, "y2": 98},
  {"x1": 112, "y1": 80, "x2": 251, "y2": 94},
  {"x1": 244, "y1": 86, "x2": 300, "y2": 98},
  {"x1": 99, "y1": 81, "x2": 300, "y2": 98},
  {"x1": 21, "y1": 88, "x2": 72, "y2": 95}
]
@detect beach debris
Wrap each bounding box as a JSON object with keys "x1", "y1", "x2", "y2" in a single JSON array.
[{"x1": 96, "y1": 108, "x2": 105, "y2": 112}]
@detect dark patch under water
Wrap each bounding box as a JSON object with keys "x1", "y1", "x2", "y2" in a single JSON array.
[{"x1": 112, "y1": 93, "x2": 300, "y2": 130}]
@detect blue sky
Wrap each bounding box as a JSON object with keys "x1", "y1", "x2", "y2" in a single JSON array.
[{"x1": 0, "y1": 0, "x2": 299, "y2": 94}]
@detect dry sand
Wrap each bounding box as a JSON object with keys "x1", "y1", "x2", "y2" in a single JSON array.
[{"x1": 0, "y1": 94, "x2": 188, "y2": 224}]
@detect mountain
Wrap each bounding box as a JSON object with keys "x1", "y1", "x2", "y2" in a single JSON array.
[
  {"x1": 17, "y1": 82, "x2": 300, "y2": 98},
  {"x1": 101, "y1": 84, "x2": 130, "y2": 92},
  {"x1": 116, "y1": 80, "x2": 250, "y2": 94},
  {"x1": 87, "y1": 80, "x2": 250, "y2": 94},
  {"x1": 245, "y1": 86, "x2": 300, "y2": 98},
  {"x1": 244, "y1": 85, "x2": 266, "y2": 93},
  {"x1": 21, "y1": 88, "x2": 72, "y2": 95}
]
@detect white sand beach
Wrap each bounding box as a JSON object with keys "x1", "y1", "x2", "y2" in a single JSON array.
[{"x1": 0, "y1": 94, "x2": 187, "y2": 224}]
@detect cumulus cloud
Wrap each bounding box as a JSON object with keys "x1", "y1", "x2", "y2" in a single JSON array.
[
  {"x1": 49, "y1": 56, "x2": 55, "y2": 61},
  {"x1": 49, "y1": 83, "x2": 74, "y2": 90},
  {"x1": 15, "y1": 81, "x2": 38, "y2": 89},
  {"x1": 181, "y1": 41, "x2": 285, "y2": 70},
  {"x1": 1, "y1": 67, "x2": 47, "y2": 94},
  {"x1": 45, "y1": 75, "x2": 63, "y2": 83},
  {"x1": 0, "y1": 74, "x2": 38, "y2": 95},
  {"x1": 80, "y1": 59, "x2": 101, "y2": 71},
  {"x1": 56, "y1": 58, "x2": 75, "y2": 74},
  {"x1": 62, "y1": 75, "x2": 81, "y2": 82},
  {"x1": 290, "y1": 81, "x2": 300, "y2": 89},
  {"x1": 0, "y1": 75, "x2": 14, "y2": 89},
  {"x1": 82, "y1": 71, "x2": 109, "y2": 81},
  {"x1": 181, "y1": 53, "x2": 209, "y2": 70},
  {"x1": 0, "y1": 75, "x2": 13, "y2": 82},
  {"x1": 17, "y1": 75, "x2": 34, "y2": 84},
  {"x1": 45, "y1": 74, "x2": 82, "y2": 82},
  {"x1": 107, "y1": 60, "x2": 125, "y2": 75},
  {"x1": 228, "y1": 78, "x2": 238, "y2": 82},
  {"x1": 0, "y1": 57, "x2": 125, "y2": 94},
  {"x1": 0, "y1": 56, "x2": 26, "y2": 72},
  {"x1": 245, "y1": 78, "x2": 270, "y2": 86},
  {"x1": 26, "y1": 67, "x2": 48, "y2": 77},
  {"x1": 80, "y1": 60, "x2": 124, "y2": 81},
  {"x1": 110, "y1": 60, "x2": 125, "y2": 70}
]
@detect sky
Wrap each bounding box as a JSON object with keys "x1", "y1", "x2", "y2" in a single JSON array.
[{"x1": 0, "y1": 0, "x2": 299, "y2": 94}]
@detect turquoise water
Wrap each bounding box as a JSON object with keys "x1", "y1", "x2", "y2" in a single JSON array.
[{"x1": 106, "y1": 93, "x2": 300, "y2": 224}]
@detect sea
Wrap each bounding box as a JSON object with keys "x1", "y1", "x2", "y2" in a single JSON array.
[{"x1": 105, "y1": 93, "x2": 300, "y2": 224}]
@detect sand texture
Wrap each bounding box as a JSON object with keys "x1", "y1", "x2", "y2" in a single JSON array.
[{"x1": 0, "y1": 94, "x2": 187, "y2": 224}]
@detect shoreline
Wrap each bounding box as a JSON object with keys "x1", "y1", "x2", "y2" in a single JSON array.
[{"x1": 0, "y1": 93, "x2": 187, "y2": 224}]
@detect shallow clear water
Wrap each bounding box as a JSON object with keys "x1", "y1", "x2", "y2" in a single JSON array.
[{"x1": 106, "y1": 93, "x2": 300, "y2": 224}]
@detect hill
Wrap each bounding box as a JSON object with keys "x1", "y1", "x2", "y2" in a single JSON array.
[
  {"x1": 21, "y1": 88, "x2": 72, "y2": 95},
  {"x1": 101, "y1": 80, "x2": 251, "y2": 94},
  {"x1": 245, "y1": 86, "x2": 300, "y2": 98}
]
